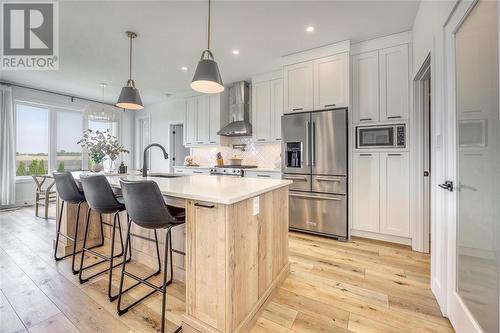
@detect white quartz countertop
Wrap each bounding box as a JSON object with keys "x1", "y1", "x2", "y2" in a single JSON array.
[
  {"x1": 173, "y1": 166, "x2": 282, "y2": 173},
  {"x1": 74, "y1": 173, "x2": 291, "y2": 205}
]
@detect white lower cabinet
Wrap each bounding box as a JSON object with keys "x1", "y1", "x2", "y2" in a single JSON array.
[
  {"x1": 352, "y1": 153, "x2": 380, "y2": 233},
  {"x1": 379, "y1": 152, "x2": 410, "y2": 237},
  {"x1": 352, "y1": 151, "x2": 410, "y2": 238}
]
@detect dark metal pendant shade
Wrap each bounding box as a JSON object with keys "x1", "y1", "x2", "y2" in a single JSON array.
[
  {"x1": 117, "y1": 79, "x2": 143, "y2": 110},
  {"x1": 116, "y1": 31, "x2": 144, "y2": 110},
  {"x1": 191, "y1": 50, "x2": 224, "y2": 94}
]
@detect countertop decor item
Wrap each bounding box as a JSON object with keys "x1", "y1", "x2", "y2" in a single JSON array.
[
  {"x1": 118, "y1": 162, "x2": 127, "y2": 174},
  {"x1": 116, "y1": 31, "x2": 144, "y2": 110},
  {"x1": 216, "y1": 152, "x2": 224, "y2": 166},
  {"x1": 229, "y1": 156, "x2": 243, "y2": 166},
  {"x1": 184, "y1": 156, "x2": 199, "y2": 166},
  {"x1": 77, "y1": 129, "x2": 130, "y2": 172},
  {"x1": 191, "y1": 0, "x2": 224, "y2": 94}
]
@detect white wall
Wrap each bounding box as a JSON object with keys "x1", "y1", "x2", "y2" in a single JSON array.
[
  {"x1": 411, "y1": 0, "x2": 457, "y2": 316},
  {"x1": 134, "y1": 98, "x2": 185, "y2": 172}
]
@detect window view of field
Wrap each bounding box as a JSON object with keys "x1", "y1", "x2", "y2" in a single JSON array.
[{"x1": 15, "y1": 104, "x2": 83, "y2": 176}]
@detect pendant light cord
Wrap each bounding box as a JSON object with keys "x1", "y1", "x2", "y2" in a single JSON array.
[
  {"x1": 207, "y1": 0, "x2": 211, "y2": 51},
  {"x1": 129, "y1": 34, "x2": 133, "y2": 80}
]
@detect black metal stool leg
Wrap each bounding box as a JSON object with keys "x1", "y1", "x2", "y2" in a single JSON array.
[
  {"x1": 54, "y1": 200, "x2": 65, "y2": 260},
  {"x1": 78, "y1": 207, "x2": 93, "y2": 282},
  {"x1": 117, "y1": 219, "x2": 132, "y2": 315},
  {"x1": 70, "y1": 202, "x2": 82, "y2": 274},
  {"x1": 109, "y1": 211, "x2": 120, "y2": 301}
]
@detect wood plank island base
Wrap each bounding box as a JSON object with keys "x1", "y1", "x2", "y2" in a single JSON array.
[{"x1": 55, "y1": 173, "x2": 291, "y2": 333}]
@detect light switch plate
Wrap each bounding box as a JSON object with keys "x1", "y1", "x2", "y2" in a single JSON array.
[{"x1": 253, "y1": 197, "x2": 260, "y2": 216}]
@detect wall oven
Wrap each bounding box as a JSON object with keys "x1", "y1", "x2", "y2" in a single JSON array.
[{"x1": 356, "y1": 124, "x2": 406, "y2": 149}]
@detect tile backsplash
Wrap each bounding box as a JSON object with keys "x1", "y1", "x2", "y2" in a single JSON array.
[{"x1": 191, "y1": 137, "x2": 282, "y2": 170}]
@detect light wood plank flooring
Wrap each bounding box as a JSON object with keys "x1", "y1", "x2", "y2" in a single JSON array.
[{"x1": 0, "y1": 207, "x2": 454, "y2": 333}]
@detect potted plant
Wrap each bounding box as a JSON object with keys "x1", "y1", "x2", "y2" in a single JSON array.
[{"x1": 78, "y1": 129, "x2": 129, "y2": 172}]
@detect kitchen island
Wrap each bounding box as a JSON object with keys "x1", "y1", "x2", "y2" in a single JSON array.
[{"x1": 55, "y1": 173, "x2": 291, "y2": 333}]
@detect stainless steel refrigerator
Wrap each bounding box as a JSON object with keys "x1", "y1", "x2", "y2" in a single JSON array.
[{"x1": 282, "y1": 108, "x2": 348, "y2": 240}]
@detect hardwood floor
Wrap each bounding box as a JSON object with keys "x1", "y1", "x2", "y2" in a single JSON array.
[{"x1": 0, "y1": 207, "x2": 454, "y2": 333}]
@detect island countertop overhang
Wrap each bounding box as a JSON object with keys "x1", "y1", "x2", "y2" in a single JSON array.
[{"x1": 73, "y1": 173, "x2": 291, "y2": 205}]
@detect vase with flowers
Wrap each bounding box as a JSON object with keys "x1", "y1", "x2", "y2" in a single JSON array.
[{"x1": 78, "y1": 129, "x2": 129, "y2": 172}]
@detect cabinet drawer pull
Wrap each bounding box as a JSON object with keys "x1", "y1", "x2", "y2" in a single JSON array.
[
  {"x1": 292, "y1": 108, "x2": 303, "y2": 111},
  {"x1": 193, "y1": 171, "x2": 204, "y2": 174},
  {"x1": 210, "y1": 141, "x2": 217, "y2": 144},
  {"x1": 257, "y1": 138, "x2": 266, "y2": 141},
  {"x1": 387, "y1": 116, "x2": 402, "y2": 119},
  {"x1": 194, "y1": 203, "x2": 215, "y2": 209},
  {"x1": 359, "y1": 118, "x2": 372, "y2": 121},
  {"x1": 359, "y1": 153, "x2": 372, "y2": 156},
  {"x1": 257, "y1": 174, "x2": 271, "y2": 178},
  {"x1": 324, "y1": 104, "x2": 336, "y2": 108},
  {"x1": 388, "y1": 153, "x2": 402, "y2": 156},
  {"x1": 197, "y1": 141, "x2": 204, "y2": 144},
  {"x1": 275, "y1": 138, "x2": 281, "y2": 141}
]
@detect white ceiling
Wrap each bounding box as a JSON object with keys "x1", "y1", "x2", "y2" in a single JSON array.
[{"x1": 2, "y1": 0, "x2": 420, "y2": 106}]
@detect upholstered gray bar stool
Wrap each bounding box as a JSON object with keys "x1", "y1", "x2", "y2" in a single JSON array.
[
  {"x1": 78, "y1": 174, "x2": 131, "y2": 301},
  {"x1": 53, "y1": 172, "x2": 102, "y2": 274},
  {"x1": 117, "y1": 179, "x2": 184, "y2": 333}
]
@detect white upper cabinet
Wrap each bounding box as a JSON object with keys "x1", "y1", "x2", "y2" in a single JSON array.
[
  {"x1": 185, "y1": 97, "x2": 197, "y2": 145},
  {"x1": 252, "y1": 78, "x2": 283, "y2": 143},
  {"x1": 195, "y1": 95, "x2": 210, "y2": 145},
  {"x1": 283, "y1": 61, "x2": 314, "y2": 113},
  {"x1": 313, "y1": 53, "x2": 349, "y2": 110},
  {"x1": 379, "y1": 44, "x2": 409, "y2": 121},
  {"x1": 379, "y1": 152, "x2": 410, "y2": 237},
  {"x1": 208, "y1": 94, "x2": 221, "y2": 144},
  {"x1": 184, "y1": 92, "x2": 228, "y2": 147},
  {"x1": 253, "y1": 81, "x2": 272, "y2": 142},
  {"x1": 352, "y1": 152, "x2": 380, "y2": 233},
  {"x1": 352, "y1": 51, "x2": 379, "y2": 123},
  {"x1": 271, "y1": 79, "x2": 283, "y2": 141}
]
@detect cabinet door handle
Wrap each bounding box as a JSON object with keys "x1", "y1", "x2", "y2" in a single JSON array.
[
  {"x1": 359, "y1": 153, "x2": 372, "y2": 157},
  {"x1": 210, "y1": 141, "x2": 217, "y2": 144},
  {"x1": 359, "y1": 118, "x2": 372, "y2": 121},
  {"x1": 275, "y1": 138, "x2": 281, "y2": 141},
  {"x1": 292, "y1": 108, "x2": 303, "y2": 111},
  {"x1": 257, "y1": 174, "x2": 271, "y2": 178},
  {"x1": 194, "y1": 202, "x2": 215, "y2": 209},
  {"x1": 387, "y1": 116, "x2": 402, "y2": 119},
  {"x1": 197, "y1": 141, "x2": 204, "y2": 144},
  {"x1": 324, "y1": 104, "x2": 336, "y2": 108},
  {"x1": 257, "y1": 138, "x2": 266, "y2": 141},
  {"x1": 387, "y1": 153, "x2": 402, "y2": 156}
]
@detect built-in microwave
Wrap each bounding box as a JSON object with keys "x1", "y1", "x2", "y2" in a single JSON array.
[{"x1": 356, "y1": 124, "x2": 406, "y2": 149}]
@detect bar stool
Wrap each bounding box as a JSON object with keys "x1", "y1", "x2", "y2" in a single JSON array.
[
  {"x1": 117, "y1": 179, "x2": 184, "y2": 333},
  {"x1": 53, "y1": 172, "x2": 103, "y2": 274},
  {"x1": 78, "y1": 174, "x2": 131, "y2": 301}
]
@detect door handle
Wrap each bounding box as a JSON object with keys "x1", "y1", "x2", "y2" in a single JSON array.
[
  {"x1": 315, "y1": 177, "x2": 341, "y2": 182},
  {"x1": 283, "y1": 175, "x2": 308, "y2": 181},
  {"x1": 312, "y1": 122, "x2": 316, "y2": 167},
  {"x1": 289, "y1": 193, "x2": 342, "y2": 201},
  {"x1": 438, "y1": 180, "x2": 453, "y2": 192},
  {"x1": 305, "y1": 121, "x2": 310, "y2": 166}
]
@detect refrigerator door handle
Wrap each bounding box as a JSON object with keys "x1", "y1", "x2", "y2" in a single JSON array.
[
  {"x1": 312, "y1": 121, "x2": 316, "y2": 166},
  {"x1": 283, "y1": 175, "x2": 308, "y2": 181},
  {"x1": 289, "y1": 193, "x2": 342, "y2": 201},
  {"x1": 305, "y1": 121, "x2": 310, "y2": 166},
  {"x1": 315, "y1": 177, "x2": 341, "y2": 182}
]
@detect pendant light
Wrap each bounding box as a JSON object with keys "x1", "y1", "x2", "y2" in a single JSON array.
[
  {"x1": 116, "y1": 31, "x2": 144, "y2": 110},
  {"x1": 88, "y1": 83, "x2": 120, "y2": 122},
  {"x1": 191, "y1": 0, "x2": 224, "y2": 94}
]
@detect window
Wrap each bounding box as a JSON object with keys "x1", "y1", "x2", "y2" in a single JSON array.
[
  {"x1": 88, "y1": 120, "x2": 120, "y2": 170},
  {"x1": 56, "y1": 111, "x2": 83, "y2": 172},
  {"x1": 15, "y1": 104, "x2": 49, "y2": 176}
]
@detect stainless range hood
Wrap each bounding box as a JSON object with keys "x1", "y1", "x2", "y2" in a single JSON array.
[{"x1": 217, "y1": 81, "x2": 251, "y2": 136}]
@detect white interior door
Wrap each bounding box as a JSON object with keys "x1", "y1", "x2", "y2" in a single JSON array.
[{"x1": 444, "y1": 1, "x2": 499, "y2": 332}]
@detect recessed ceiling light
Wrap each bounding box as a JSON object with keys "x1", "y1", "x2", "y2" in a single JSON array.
[
  {"x1": 232, "y1": 49, "x2": 240, "y2": 55},
  {"x1": 181, "y1": 66, "x2": 188, "y2": 71},
  {"x1": 306, "y1": 26, "x2": 315, "y2": 33}
]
